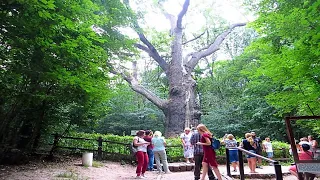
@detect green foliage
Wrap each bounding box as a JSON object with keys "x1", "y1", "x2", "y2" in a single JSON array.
[
  {"x1": 247, "y1": 0, "x2": 320, "y2": 116},
  {"x1": 0, "y1": 0, "x2": 135, "y2": 155},
  {"x1": 241, "y1": 0, "x2": 320, "y2": 135},
  {"x1": 198, "y1": 0, "x2": 320, "y2": 142}
]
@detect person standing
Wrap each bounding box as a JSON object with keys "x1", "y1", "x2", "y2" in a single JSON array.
[
  {"x1": 190, "y1": 129, "x2": 217, "y2": 180},
  {"x1": 151, "y1": 131, "x2": 171, "y2": 174},
  {"x1": 196, "y1": 124, "x2": 222, "y2": 180},
  {"x1": 133, "y1": 130, "x2": 150, "y2": 179},
  {"x1": 308, "y1": 135, "x2": 318, "y2": 155},
  {"x1": 223, "y1": 134, "x2": 239, "y2": 172},
  {"x1": 262, "y1": 137, "x2": 273, "y2": 166},
  {"x1": 180, "y1": 127, "x2": 194, "y2": 163},
  {"x1": 241, "y1": 133, "x2": 257, "y2": 173},
  {"x1": 144, "y1": 130, "x2": 154, "y2": 171},
  {"x1": 251, "y1": 132, "x2": 262, "y2": 169}
]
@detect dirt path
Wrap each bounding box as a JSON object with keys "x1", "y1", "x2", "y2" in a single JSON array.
[
  {"x1": 0, "y1": 157, "x2": 159, "y2": 180},
  {"x1": 0, "y1": 157, "x2": 300, "y2": 180}
]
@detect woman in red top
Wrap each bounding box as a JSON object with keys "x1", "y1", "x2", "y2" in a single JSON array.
[
  {"x1": 289, "y1": 143, "x2": 314, "y2": 178},
  {"x1": 196, "y1": 124, "x2": 222, "y2": 180}
]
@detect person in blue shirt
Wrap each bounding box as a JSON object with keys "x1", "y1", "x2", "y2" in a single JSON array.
[{"x1": 151, "y1": 131, "x2": 171, "y2": 174}]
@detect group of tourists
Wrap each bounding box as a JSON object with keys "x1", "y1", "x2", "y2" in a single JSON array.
[
  {"x1": 182, "y1": 128, "x2": 273, "y2": 176},
  {"x1": 132, "y1": 130, "x2": 171, "y2": 179},
  {"x1": 132, "y1": 124, "x2": 223, "y2": 180},
  {"x1": 132, "y1": 126, "x2": 318, "y2": 180}
]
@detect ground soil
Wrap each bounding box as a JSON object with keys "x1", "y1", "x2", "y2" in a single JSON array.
[
  {"x1": 0, "y1": 156, "x2": 157, "y2": 180},
  {"x1": 0, "y1": 156, "x2": 306, "y2": 180}
]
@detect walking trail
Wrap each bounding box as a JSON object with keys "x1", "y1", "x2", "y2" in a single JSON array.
[{"x1": 0, "y1": 157, "x2": 298, "y2": 180}]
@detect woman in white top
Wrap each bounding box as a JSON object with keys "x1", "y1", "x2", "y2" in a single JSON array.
[
  {"x1": 308, "y1": 135, "x2": 318, "y2": 155},
  {"x1": 262, "y1": 137, "x2": 274, "y2": 166},
  {"x1": 152, "y1": 131, "x2": 171, "y2": 173},
  {"x1": 180, "y1": 127, "x2": 194, "y2": 163},
  {"x1": 133, "y1": 130, "x2": 150, "y2": 179}
]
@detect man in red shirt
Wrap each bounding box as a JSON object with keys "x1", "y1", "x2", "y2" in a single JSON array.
[{"x1": 144, "y1": 130, "x2": 154, "y2": 171}]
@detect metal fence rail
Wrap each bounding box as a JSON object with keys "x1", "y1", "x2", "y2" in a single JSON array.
[{"x1": 226, "y1": 147, "x2": 283, "y2": 180}]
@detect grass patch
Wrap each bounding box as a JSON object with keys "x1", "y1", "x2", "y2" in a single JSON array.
[
  {"x1": 92, "y1": 161, "x2": 104, "y2": 168},
  {"x1": 55, "y1": 171, "x2": 88, "y2": 180}
]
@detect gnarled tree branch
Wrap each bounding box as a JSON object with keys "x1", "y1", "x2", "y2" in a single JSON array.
[
  {"x1": 134, "y1": 43, "x2": 168, "y2": 72},
  {"x1": 177, "y1": 0, "x2": 190, "y2": 29},
  {"x1": 108, "y1": 64, "x2": 168, "y2": 110},
  {"x1": 186, "y1": 23, "x2": 247, "y2": 71},
  {"x1": 134, "y1": 24, "x2": 169, "y2": 74},
  {"x1": 183, "y1": 30, "x2": 207, "y2": 45}
]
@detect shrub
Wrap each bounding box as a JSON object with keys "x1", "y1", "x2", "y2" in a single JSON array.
[{"x1": 54, "y1": 132, "x2": 291, "y2": 162}]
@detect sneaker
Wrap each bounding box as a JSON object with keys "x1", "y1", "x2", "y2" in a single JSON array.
[
  {"x1": 142, "y1": 174, "x2": 147, "y2": 178},
  {"x1": 136, "y1": 176, "x2": 144, "y2": 179},
  {"x1": 186, "y1": 161, "x2": 191, "y2": 164},
  {"x1": 164, "y1": 171, "x2": 172, "y2": 174}
]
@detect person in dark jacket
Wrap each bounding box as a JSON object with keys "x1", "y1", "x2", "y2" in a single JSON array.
[{"x1": 241, "y1": 133, "x2": 257, "y2": 173}]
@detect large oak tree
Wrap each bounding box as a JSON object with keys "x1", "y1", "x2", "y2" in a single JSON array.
[{"x1": 113, "y1": 0, "x2": 246, "y2": 136}]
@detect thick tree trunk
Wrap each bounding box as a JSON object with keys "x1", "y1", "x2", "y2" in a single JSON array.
[
  {"x1": 165, "y1": 25, "x2": 200, "y2": 136},
  {"x1": 165, "y1": 73, "x2": 200, "y2": 137}
]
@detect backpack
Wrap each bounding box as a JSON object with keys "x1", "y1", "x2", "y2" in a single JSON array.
[
  {"x1": 211, "y1": 138, "x2": 221, "y2": 150},
  {"x1": 129, "y1": 137, "x2": 139, "y2": 156}
]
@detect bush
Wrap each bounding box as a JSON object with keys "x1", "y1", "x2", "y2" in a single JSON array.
[{"x1": 55, "y1": 132, "x2": 291, "y2": 162}]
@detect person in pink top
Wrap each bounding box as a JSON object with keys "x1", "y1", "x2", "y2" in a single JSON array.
[
  {"x1": 196, "y1": 124, "x2": 222, "y2": 180},
  {"x1": 289, "y1": 144, "x2": 314, "y2": 178}
]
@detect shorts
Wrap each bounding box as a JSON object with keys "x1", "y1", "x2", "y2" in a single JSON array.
[
  {"x1": 267, "y1": 152, "x2": 273, "y2": 158},
  {"x1": 229, "y1": 150, "x2": 239, "y2": 163},
  {"x1": 246, "y1": 150, "x2": 256, "y2": 158}
]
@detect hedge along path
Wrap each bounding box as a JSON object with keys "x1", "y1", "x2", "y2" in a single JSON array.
[{"x1": 50, "y1": 133, "x2": 291, "y2": 163}]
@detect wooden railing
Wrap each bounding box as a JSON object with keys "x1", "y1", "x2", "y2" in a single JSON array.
[
  {"x1": 49, "y1": 134, "x2": 131, "y2": 160},
  {"x1": 49, "y1": 134, "x2": 185, "y2": 161}
]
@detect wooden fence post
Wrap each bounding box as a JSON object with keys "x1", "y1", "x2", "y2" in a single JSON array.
[
  {"x1": 97, "y1": 137, "x2": 103, "y2": 161},
  {"x1": 49, "y1": 133, "x2": 59, "y2": 159}
]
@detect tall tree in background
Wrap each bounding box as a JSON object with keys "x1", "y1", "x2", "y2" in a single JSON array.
[{"x1": 113, "y1": 0, "x2": 246, "y2": 136}]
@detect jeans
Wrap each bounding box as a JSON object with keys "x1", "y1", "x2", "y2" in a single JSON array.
[
  {"x1": 147, "y1": 149, "x2": 154, "y2": 170},
  {"x1": 194, "y1": 154, "x2": 216, "y2": 180}
]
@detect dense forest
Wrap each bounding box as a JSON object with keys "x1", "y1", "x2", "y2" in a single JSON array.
[{"x1": 0, "y1": 0, "x2": 319, "y2": 163}]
